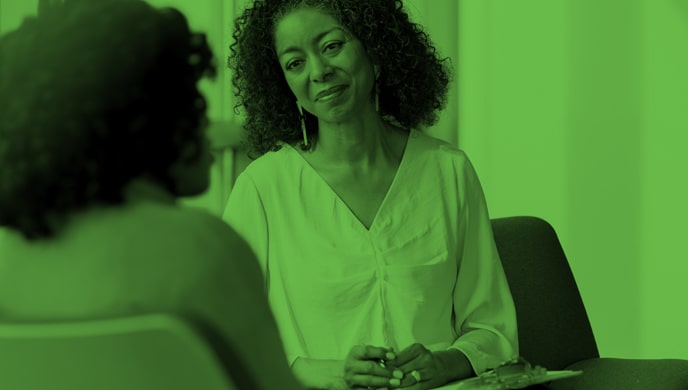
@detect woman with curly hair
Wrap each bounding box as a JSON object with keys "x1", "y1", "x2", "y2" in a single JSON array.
[
  {"x1": 0, "y1": 1, "x2": 303, "y2": 388},
  {"x1": 223, "y1": 0, "x2": 519, "y2": 389}
]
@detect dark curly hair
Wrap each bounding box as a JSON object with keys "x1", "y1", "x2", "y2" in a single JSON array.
[
  {"x1": 229, "y1": 0, "x2": 453, "y2": 158},
  {"x1": 0, "y1": 0, "x2": 216, "y2": 241}
]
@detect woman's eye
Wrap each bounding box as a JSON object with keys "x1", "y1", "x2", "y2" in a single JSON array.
[
  {"x1": 324, "y1": 42, "x2": 344, "y2": 52},
  {"x1": 286, "y1": 60, "x2": 302, "y2": 70}
]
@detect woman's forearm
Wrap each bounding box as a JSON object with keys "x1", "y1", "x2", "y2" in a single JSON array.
[{"x1": 292, "y1": 357, "x2": 346, "y2": 389}]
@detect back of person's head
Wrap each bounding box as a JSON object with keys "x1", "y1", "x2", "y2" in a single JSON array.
[{"x1": 0, "y1": 0, "x2": 217, "y2": 241}]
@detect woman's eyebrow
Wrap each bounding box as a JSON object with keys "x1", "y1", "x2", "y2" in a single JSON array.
[{"x1": 278, "y1": 27, "x2": 344, "y2": 57}]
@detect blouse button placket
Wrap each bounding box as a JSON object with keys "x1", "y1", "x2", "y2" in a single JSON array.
[{"x1": 367, "y1": 229, "x2": 396, "y2": 350}]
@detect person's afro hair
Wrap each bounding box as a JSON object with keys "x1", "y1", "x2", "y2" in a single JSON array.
[
  {"x1": 229, "y1": 0, "x2": 452, "y2": 158},
  {"x1": 0, "y1": 0, "x2": 216, "y2": 241}
]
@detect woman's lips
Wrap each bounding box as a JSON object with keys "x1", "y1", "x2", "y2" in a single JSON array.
[{"x1": 316, "y1": 85, "x2": 347, "y2": 102}]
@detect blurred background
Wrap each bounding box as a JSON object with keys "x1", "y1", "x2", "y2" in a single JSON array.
[{"x1": 1, "y1": 0, "x2": 686, "y2": 360}]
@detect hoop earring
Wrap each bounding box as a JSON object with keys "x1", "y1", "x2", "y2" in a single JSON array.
[{"x1": 296, "y1": 102, "x2": 308, "y2": 147}]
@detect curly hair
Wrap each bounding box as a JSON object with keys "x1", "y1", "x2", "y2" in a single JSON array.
[
  {"x1": 0, "y1": 0, "x2": 216, "y2": 241},
  {"x1": 229, "y1": 0, "x2": 453, "y2": 158}
]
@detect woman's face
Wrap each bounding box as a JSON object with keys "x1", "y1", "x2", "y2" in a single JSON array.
[{"x1": 274, "y1": 7, "x2": 378, "y2": 123}]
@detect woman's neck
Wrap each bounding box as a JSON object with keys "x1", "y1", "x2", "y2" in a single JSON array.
[
  {"x1": 312, "y1": 113, "x2": 399, "y2": 172},
  {"x1": 123, "y1": 177, "x2": 176, "y2": 206}
]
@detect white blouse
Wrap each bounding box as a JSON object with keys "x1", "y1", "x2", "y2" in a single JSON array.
[{"x1": 223, "y1": 129, "x2": 518, "y2": 375}]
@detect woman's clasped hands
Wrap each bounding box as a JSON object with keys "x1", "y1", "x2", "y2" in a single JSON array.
[
  {"x1": 342, "y1": 343, "x2": 452, "y2": 390},
  {"x1": 341, "y1": 345, "x2": 403, "y2": 389}
]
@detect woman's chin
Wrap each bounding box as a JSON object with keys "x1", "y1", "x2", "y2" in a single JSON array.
[{"x1": 318, "y1": 107, "x2": 355, "y2": 124}]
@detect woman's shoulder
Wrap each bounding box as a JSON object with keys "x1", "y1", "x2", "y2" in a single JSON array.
[
  {"x1": 177, "y1": 206, "x2": 247, "y2": 250},
  {"x1": 232, "y1": 143, "x2": 304, "y2": 195},
  {"x1": 0, "y1": 203, "x2": 250, "y2": 321},
  {"x1": 93, "y1": 204, "x2": 254, "y2": 304},
  {"x1": 410, "y1": 129, "x2": 470, "y2": 164},
  {"x1": 239, "y1": 143, "x2": 296, "y2": 177},
  {"x1": 133, "y1": 204, "x2": 247, "y2": 260},
  {"x1": 62, "y1": 201, "x2": 244, "y2": 263}
]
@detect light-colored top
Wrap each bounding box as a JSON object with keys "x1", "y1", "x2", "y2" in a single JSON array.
[{"x1": 223, "y1": 129, "x2": 518, "y2": 374}]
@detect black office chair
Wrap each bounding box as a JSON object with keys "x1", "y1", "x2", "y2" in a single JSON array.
[{"x1": 491, "y1": 216, "x2": 688, "y2": 389}]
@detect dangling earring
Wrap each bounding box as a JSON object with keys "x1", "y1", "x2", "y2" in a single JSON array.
[
  {"x1": 374, "y1": 69, "x2": 381, "y2": 113},
  {"x1": 296, "y1": 102, "x2": 308, "y2": 147}
]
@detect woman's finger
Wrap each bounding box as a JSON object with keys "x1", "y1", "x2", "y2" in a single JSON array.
[
  {"x1": 349, "y1": 344, "x2": 396, "y2": 361},
  {"x1": 390, "y1": 343, "x2": 424, "y2": 367},
  {"x1": 395, "y1": 357, "x2": 426, "y2": 375},
  {"x1": 397, "y1": 367, "x2": 428, "y2": 388},
  {"x1": 344, "y1": 373, "x2": 402, "y2": 389},
  {"x1": 347, "y1": 358, "x2": 397, "y2": 378},
  {"x1": 395, "y1": 348, "x2": 434, "y2": 374}
]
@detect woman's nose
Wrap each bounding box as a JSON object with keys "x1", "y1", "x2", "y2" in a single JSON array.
[{"x1": 309, "y1": 56, "x2": 335, "y2": 82}]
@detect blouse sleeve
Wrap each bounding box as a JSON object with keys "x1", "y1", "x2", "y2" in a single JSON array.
[
  {"x1": 447, "y1": 153, "x2": 519, "y2": 375},
  {"x1": 222, "y1": 172, "x2": 269, "y2": 292},
  {"x1": 221, "y1": 171, "x2": 305, "y2": 367}
]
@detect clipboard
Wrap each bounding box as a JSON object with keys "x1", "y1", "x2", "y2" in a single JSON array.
[
  {"x1": 450, "y1": 369, "x2": 583, "y2": 389},
  {"x1": 433, "y1": 356, "x2": 583, "y2": 390}
]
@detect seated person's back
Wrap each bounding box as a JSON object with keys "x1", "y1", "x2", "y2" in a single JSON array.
[
  {"x1": 0, "y1": 1, "x2": 301, "y2": 388},
  {"x1": 0, "y1": 184, "x2": 249, "y2": 324}
]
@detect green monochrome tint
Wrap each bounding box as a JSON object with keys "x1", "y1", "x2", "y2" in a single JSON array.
[
  {"x1": 0, "y1": 1, "x2": 302, "y2": 389},
  {"x1": 0, "y1": 2, "x2": 686, "y2": 388}
]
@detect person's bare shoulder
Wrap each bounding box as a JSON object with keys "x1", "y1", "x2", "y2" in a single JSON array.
[
  {"x1": 176, "y1": 208, "x2": 257, "y2": 269},
  {"x1": 118, "y1": 205, "x2": 301, "y2": 389},
  {"x1": 172, "y1": 207, "x2": 265, "y2": 304},
  {"x1": 111, "y1": 204, "x2": 264, "y2": 315}
]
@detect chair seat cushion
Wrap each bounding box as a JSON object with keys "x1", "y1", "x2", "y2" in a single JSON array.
[{"x1": 549, "y1": 357, "x2": 688, "y2": 390}]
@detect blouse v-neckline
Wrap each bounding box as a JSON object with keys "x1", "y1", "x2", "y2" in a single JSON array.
[{"x1": 285, "y1": 129, "x2": 415, "y2": 233}]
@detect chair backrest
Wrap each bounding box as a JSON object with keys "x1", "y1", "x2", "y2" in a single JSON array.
[
  {"x1": 491, "y1": 216, "x2": 600, "y2": 370},
  {"x1": 0, "y1": 314, "x2": 236, "y2": 390}
]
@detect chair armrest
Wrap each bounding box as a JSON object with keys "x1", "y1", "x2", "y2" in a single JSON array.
[{"x1": 548, "y1": 357, "x2": 688, "y2": 390}]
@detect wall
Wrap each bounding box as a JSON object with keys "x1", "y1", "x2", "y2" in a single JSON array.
[
  {"x1": 456, "y1": 0, "x2": 688, "y2": 359},
  {"x1": 0, "y1": 0, "x2": 36, "y2": 34},
  {"x1": 640, "y1": 0, "x2": 688, "y2": 358}
]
